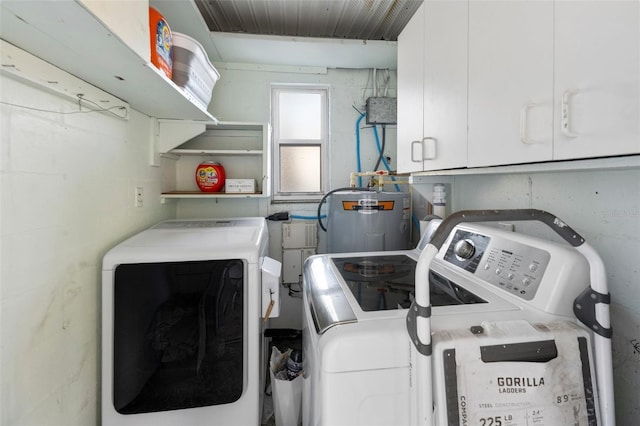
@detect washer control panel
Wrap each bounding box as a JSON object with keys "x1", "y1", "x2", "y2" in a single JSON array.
[{"x1": 443, "y1": 229, "x2": 550, "y2": 300}]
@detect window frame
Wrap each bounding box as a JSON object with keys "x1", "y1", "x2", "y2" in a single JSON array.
[{"x1": 271, "y1": 84, "x2": 329, "y2": 202}]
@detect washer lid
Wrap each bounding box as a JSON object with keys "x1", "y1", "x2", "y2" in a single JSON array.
[{"x1": 304, "y1": 255, "x2": 357, "y2": 334}]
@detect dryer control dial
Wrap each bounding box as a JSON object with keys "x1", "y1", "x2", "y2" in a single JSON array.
[{"x1": 454, "y1": 239, "x2": 476, "y2": 260}]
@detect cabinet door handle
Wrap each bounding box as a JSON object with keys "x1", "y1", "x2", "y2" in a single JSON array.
[
  {"x1": 520, "y1": 102, "x2": 539, "y2": 145},
  {"x1": 410, "y1": 140, "x2": 423, "y2": 162},
  {"x1": 422, "y1": 137, "x2": 437, "y2": 160},
  {"x1": 561, "y1": 89, "x2": 579, "y2": 138},
  {"x1": 411, "y1": 138, "x2": 437, "y2": 162}
]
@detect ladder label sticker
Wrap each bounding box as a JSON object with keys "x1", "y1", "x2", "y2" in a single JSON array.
[{"x1": 442, "y1": 324, "x2": 597, "y2": 426}]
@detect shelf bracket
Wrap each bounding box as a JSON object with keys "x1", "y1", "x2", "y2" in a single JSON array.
[
  {"x1": 150, "y1": 118, "x2": 213, "y2": 166},
  {"x1": 155, "y1": 119, "x2": 211, "y2": 152}
]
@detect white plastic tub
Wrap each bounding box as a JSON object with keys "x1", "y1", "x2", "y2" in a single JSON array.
[{"x1": 171, "y1": 32, "x2": 220, "y2": 109}]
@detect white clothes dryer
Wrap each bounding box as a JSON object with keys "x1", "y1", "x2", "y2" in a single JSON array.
[{"x1": 102, "y1": 218, "x2": 280, "y2": 426}]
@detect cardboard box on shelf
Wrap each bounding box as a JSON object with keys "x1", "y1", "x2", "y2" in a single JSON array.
[{"x1": 225, "y1": 179, "x2": 257, "y2": 193}]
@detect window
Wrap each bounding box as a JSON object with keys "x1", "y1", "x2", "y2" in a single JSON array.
[{"x1": 272, "y1": 85, "x2": 329, "y2": 201}]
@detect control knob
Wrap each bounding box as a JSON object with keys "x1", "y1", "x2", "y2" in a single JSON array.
[{"x1": 454, "y1": 239, "x2": 476, "y2": 260}]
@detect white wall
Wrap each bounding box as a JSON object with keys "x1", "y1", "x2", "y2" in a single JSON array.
[
  {"x1": 175, "y1": 64, "x2": 399, "y2": 329},
  {"x1": 439, "y1": 167, "x2": 640, "y2": 423},
  {"x1": 0, "y1": 75, "x2": 174, "y2": 424}
]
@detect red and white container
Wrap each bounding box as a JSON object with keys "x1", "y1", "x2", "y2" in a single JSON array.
[{"x1": 195, "y1": 161, "x2": 225, "y2": 192}]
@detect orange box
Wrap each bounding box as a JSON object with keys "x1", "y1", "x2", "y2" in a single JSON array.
[{"x1": 149, "y1": 7, "x2": 172, "y2": 79}]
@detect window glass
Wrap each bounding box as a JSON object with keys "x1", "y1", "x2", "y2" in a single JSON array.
[
  {"x1": 278, "y1": 92, "x2": 322, "y2": 140},
  {"x1": 279, "y1": 145, "x2": 321, "y2": 192}
]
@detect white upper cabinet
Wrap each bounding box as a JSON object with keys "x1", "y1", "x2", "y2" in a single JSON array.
[
  {"x1": 423, "y1": 0, "x2": 468, "y2": 170},
  {"x1": 397, "y1": 3, "x2": 425, "y2": 174},
  {"x1": 553, "y1": 0, "x2": 640, "y2": 160},
  {"x1": 399, "y1": 0, "x2": 638, "y2": 173},
  {"x1": 397, "y1": 1, "x2": 468, "y2": 173},
  {"x1": 467, "y1": 1, "x2": 554, "y2": 167}
]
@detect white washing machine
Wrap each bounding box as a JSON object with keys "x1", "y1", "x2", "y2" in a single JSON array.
[
  {"x1": 102, "y1": 218, "x2": 281, "y2": 426},
  {"x1": 303, "y1": 210, "x2": 614, "y2": 426}
]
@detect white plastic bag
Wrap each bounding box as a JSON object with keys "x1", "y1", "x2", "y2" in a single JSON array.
[{"x1": 269, "y1": 346, "x2": 302, "y2": 426}]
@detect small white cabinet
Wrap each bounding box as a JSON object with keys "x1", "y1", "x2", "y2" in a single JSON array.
[
  {"x1": 397, "y1": 0, "x2": 468, "y2": 173},
  {"x1": 468, "y1": 0, "x2": 554, "y2": 167},
  {"x1": 397, "y1": 3, "x2": 425, "y2": 173},
  {"x1": 161, "y1": 122, "x2": 272, "y2": 200},
  {"x1": 553, "y1": 0, "x2": 640, "y2": 160},
  {"x1": 423, "y1": 0, "x2": 468, "y2": 171}
]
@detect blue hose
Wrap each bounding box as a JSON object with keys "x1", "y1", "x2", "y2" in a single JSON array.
[{"x1": 291, "y1": 214, "x2": 326, "y2": 220}]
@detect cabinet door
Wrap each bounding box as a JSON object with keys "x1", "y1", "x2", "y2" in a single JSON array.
[
  {"x1": 397, "y1": 3, "x2": 425, "y2": 174},
  {"x1": 468, "y1": 1, "x2": 553, "y2": 167},
  {"x1": 422, "y1": 0, "x2": 468, "y2": 171},
  {"x1": 554, "y1": 1, "x2": 640, "y2": 160}
]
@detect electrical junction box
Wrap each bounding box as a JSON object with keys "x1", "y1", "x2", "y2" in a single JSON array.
[
  {"x1": 283, "y1": 248, "x2": 316, "y2": 284},
  {"x1": 282, "y1": 222, "x2": 318, "y2": 249},
  {"x1": 366, "y1": 97, "x2": 397, "y2": 125},
  {"x1": 282, "y1": 221, "x2": 318, "y2": 284}
]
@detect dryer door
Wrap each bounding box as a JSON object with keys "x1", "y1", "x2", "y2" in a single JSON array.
[{"x1": 112, "y1": 259, "x2": 245, "y2": 414}]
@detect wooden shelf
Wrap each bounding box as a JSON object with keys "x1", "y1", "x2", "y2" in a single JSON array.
[
  {"x1": 171, "y1": 149, "x2": 264, "y2": 156},
  {"x1": 161, "y1": 191, "x2": 264, "y2": 202}
]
